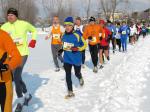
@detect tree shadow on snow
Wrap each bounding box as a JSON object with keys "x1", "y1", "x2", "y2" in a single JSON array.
[
  {"x1": 71, "y1": 74, "x2": 80, "y2": 88},
  {"x1": 13, "y1": 72, "x2": 49, "y2": 111},
  {"x1": 85, "y1": 60, "x2": 94, "y2": 70}
]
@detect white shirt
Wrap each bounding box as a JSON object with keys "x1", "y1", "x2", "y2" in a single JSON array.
[
  {"x1": 74, "y1": 25, "x2": 84, "y2": 34},
  {"x1": 48, "y1": 25, "x2": 65, "y2": 37}
]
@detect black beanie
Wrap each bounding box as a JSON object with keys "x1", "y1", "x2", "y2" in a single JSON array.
[
  {"x1": 107, "y1": 20, "x2": 112, "y2": 24},
  {"x1": 7, "y1": 8, "x2": 18, "y2": 17},
  {"x1": 89, "y1": 16, "x2": 96, "y2": 22}
]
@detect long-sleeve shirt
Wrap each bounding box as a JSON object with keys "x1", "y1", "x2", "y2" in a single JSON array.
[
  {"x1": 1, "y1": 20, "x2": 37, "y2": 56},
  {"x1": 83, "y1": 24, "x2": 103, "y2": 45}
]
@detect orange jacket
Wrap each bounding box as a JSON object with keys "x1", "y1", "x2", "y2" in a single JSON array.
[
  {"x1": 0, "y1": 29, "x2": 22, "y2": 70},
  {"x1": 83, "y1": 24, "x2": 103, "y2": 45}
]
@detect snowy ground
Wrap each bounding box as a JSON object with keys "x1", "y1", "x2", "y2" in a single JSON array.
[{"x1": 12, "y1": 33, "x2": 150, "y2": 112}]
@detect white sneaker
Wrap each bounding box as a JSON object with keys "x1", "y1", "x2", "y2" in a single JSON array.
[
  {"x1": 25, "y1": 92, "x2": 30, "y2": 99},
  {"x1": 55, "y1": 68, "x2": 60, "y2": 72},
  {"x1": 17, "y1": 97, "x2": 25, "y2": 105},
  {"x1": 93, "y1": 66, "x2": 98, "y2": 73},
  {"x1": 82, "y1": 64, "x2": 85, "y2": 68}
]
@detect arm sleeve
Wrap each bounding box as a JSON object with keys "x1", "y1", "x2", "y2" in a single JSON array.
[
  {"x1": 2, "y1": 31, "x2": 22, "y2": 70},
  {"x1": 78, "y1": 36, "x2": 87, "y2": 51},
  {"x1": 27, "y1": 22, "x2": 37, "y2": 40},
  {"x1": 83, "y1": 26, "x2": 89, "y2": 40}
]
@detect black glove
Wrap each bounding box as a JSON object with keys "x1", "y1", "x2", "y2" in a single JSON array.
[
  {"x1": 100, "y1": 37, "x2": 103, "y2": 41},
  {"x1": 88, "y1": 36, "x2": 92, "y2": 40},
  {"x1": 0, "y1": 64, "x2": 9, "y2": 72},
  {"x1": 58, "y1": 49, "x2": 63, "y2": 56},
  {"x1": 0, "y1": 52, "x2": 8, "y2": 72}
]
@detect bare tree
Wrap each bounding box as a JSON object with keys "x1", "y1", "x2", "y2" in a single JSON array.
[
  {"x1": 0, "y1": 0, "x2": 38, "y2": 24},
  {"x1": 81, "y1": 0, "x2": 91, "y2": 19},
  {"x1": 99, "y1": 0, "x2": 128, "y2": 21},
  {"x1": 42, "y1": 0, "x2": 56, "y2": 18},
  {"x1": 42, "y1": 0, "x2": 75, "y2": 23}
]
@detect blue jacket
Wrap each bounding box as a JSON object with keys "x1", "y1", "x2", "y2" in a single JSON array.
[
  {"x1": 74, "y1": 25, "x2": 83, "y2": 37},
  {"x1": 107, "y1": 25, "x2": 116, "y2": 38},
  {"x1": 119, "y1": 25, "x2": 130, "y2": 38},
  {"x1": 62, "y1": 32, "x2": 87, "y2": 66},
  {"x1": 142, "y1": 26, "x2": 147, "y2": 33}
]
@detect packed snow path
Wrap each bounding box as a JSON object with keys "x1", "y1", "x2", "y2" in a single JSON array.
[{"x1": 13, "y1": 34, "x2": 150, "y2": 112}]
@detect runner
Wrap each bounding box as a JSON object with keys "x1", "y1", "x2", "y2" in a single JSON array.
[
  {"x1": 115, "y1": 22, "x2": 121, "y2": 52},
  {"x1": 136, "y1": 23, "x2": 142, "y2": 40},
  {"x1": 141, "y1": 23, "x2": 147, "y2": 38},
  {"x1": 74, "y1": 17, "x2": 85, "y2": 68},
  {"x1": 107, "y1": 20, "x2": 116, "y2": 53},
  {"x1": 45, "y1": 16, "x2": 64, "y2": 72},
  {"x1": 99, "y1": 20, "x2": 111, "y2": 69},
  {"x1": 119, "y1": 21, "x2": 130, "y2": 52},
  {"x1": 1, "y1": 8, "x2": 37, "y2": 111},
  {"x1": 129, "y1": 23, "x2": 137, "y2": 45},
  {"x1": 62, "y1": 17, "x2": 87, "y2": 99},
  {"x1": 0, "y1": 29, "x2": 21, "y2": 112},
  {"x1": 83, "y1": 17, "x2": 102, "y2": 73}
]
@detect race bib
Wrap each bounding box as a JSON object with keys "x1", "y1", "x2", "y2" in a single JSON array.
[
  {"x1": 63, "y1": 42, "x2": 74, "y2": 51},
  {"x1": 53, "y1": 34, "x2": 61, "y2": 39},
  {"x1": 91, "y1": 37, "x2": 97, "y2": 42},
  {"x1": 99, "y1": 33, "x2": 102, "y2": 37},
  {"x1": 13, "y1": 38, "x2": 23, "y2": 46},
  {"x1": 122, "y1": 31, "x2": 126, "y2": 35}
]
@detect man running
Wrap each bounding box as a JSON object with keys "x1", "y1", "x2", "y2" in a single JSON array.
[
  {"x1": 83, "y1": 17, "x2": 102, "y2": 73},
  {"x1": 115, "y1": 22, "x2": 121, "y2": 52},
  {"x1": 1, "y1": 8, "x2": 37, "y2": 111},
  {"x1": 45, "y1": 16, "x2": 64, "y2": 72},
  {"x1": 74, "y1": 17, "x2": 85, "y2": 68},
  {"x1": 129, "y1": 23, "x2": 137, "y2": 45},
  {"x1": 99, "y1": 20, "x2": 111, "y2": 69},
  {"x1": 141, "y1": 23, "x2": 147, "y2": 38},
  {"x1": 107, "y1": 20, "x2": 116, "y2": 53}
]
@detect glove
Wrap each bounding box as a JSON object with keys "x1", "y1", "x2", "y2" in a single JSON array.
[
  {"x1": 58, "y1": 49, "x2": 63, "y2": 56},
  {"x1": 71, "y1": 47, "x2": 79, "y2": 52},
  {"x1": 88, "y1": 36, "x2": 92, "y2": 40},
  {"x1": 0, "y1": 52, "x2": 8, "y2": 72},
  {"x1": 0, "y1": 64, "x2": 9, "y2": 72},
  {"x1": 28, "y1": 40, "x2": 36, "y2": 48},
  {"x1": 100, "y1": 37, "x2": 103, "y2": 41}
]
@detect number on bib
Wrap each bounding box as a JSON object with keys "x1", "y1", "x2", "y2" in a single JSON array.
[
  {"x1": 122, "y1": 31, "x2": 126, "y2": 35},
  {"x1": 63, "y1": 42, "x2": 74, "y2": 51},
  {"x1": 53, "y1": 34, "x2": 61, "y2": 39},
  {"x1": 13, "y1": 38, "x2": 23, "y2": 46}
]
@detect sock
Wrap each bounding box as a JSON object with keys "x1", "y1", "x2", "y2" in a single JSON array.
[
  {"x1": 25, "y1": 92, "x2": 30, "y2": 99},
  {"x1": 18, "y1": 97, "x2": 25, "y2": 104}
]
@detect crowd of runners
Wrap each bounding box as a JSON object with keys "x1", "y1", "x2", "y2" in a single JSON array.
[{"x1": 0, "y1": 8, "x2": 150, "y2": 112}]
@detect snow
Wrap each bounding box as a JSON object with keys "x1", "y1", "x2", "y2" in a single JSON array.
[{"x1": 13, "y1": 32, "x2": 150, "y2": 112}]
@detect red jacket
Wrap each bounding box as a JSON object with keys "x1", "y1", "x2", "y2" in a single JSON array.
[{"x1": 100, "y1": 27, "x2": 111, "y2": 46}]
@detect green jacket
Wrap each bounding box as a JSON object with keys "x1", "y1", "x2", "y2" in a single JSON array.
[{"x1": 1, "y1": 20, "x2": 37, "y2": 56}]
